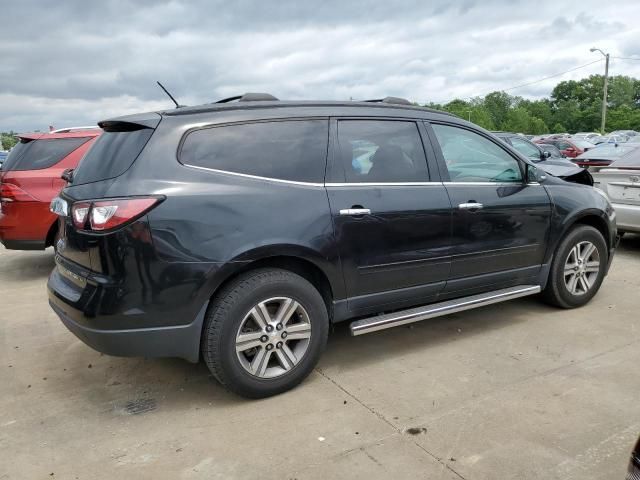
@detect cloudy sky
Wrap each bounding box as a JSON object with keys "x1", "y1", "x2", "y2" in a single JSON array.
[{"x1": 1, "y1": 0, "x2": 639, "y2": 132}]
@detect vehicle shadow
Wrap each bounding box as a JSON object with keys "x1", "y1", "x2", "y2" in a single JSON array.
[
  {"x1": 619, "y1": 233, "x2": 640, "y2": 253},
  {"x1": 0, "y1": 249, "x2": 55, "y2": 281},
  {"x1": 319, "y1": 296, "x2": 553, "y2": 372}
]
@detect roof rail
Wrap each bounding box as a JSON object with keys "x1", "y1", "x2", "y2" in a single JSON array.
[
  {"x1": 364, "y1": 96, "x2": 413, "y2": 106},
  {"x1": 215, "y1": 92, "x2": 279, "y2": 104},
  {"x1": 50, "y1": 126, "x2": 100, "y2": 133}
]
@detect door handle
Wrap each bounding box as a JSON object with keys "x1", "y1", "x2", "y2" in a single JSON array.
[
  {"x1": 339, "y1": 208, "x2": 371, "y2": 216},
  {"x1": 458, "y1": 202, "x2": 483, "y2": 211}
]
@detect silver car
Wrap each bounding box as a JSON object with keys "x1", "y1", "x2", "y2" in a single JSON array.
[{"x1": 593, "y1": 150, "x2": 640, "y2": 234}]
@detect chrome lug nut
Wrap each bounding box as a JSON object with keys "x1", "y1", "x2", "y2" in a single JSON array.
[
  {"x1": 260, "y1": 335, "x2": 268, "y2": 343},
  {"x1": 266, "y1": 325, "x2": 274, "y2": 333},
  {"x1": 276, "y1": 323, "x2": 283, "y2": 331},
  {"x1": 276, "y1": 341, "x2": 283, "y2": 349},
  {"x1": 266, "y1": 344, "x2": 274, "y2": 351},
  {"x1": 281, "y1": 331, "x2": 288, "y2": 339}
]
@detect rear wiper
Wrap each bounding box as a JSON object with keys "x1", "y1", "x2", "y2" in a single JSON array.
[{"x1": 61, "y1": 168, "x2": 74, "y2": 183}]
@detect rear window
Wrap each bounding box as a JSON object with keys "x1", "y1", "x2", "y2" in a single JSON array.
[
  {"x1": 2, "y1": 137, "x2": 90, "y2": 171},
  {"x1": 72, "y1": 128, "x2": 153, "y2": 185},
  {"x1": 179, "y1": 120, "x2": 329, "y2": 183}
]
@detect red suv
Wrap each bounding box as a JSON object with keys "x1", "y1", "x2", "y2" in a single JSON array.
[
  {"x1": 0, "y1": 128, "x2": 100, "y2": 250},
  {"x1": 534, "y1": 138, "x2": 595, "y2": 158}
]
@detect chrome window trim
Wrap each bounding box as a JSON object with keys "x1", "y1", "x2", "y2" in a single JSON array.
[
  {"x1": 443, "y1": 181, "x2": 530, "y2": 186},
  {"x1": 325, "y1": 182, "x2": 443, "y2": 187},
  {"x1": 182, "y1": 164, "x2": 325, "y2": 187}
]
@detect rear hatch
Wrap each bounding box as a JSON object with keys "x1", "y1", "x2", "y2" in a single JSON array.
[
  {"x1": 55, "y1": 113, "x2": 161, "y2": 272},
  {"x1": 1, "y1": 133, "x2": 95, "y2": 210},
  {"x1": 595, "y1": 168, "x2": 640, "y2": 206}
]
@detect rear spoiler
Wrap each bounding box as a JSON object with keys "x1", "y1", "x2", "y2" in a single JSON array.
[{"x1": 98, "y1": 112, "x2": 162, "y2": 131}]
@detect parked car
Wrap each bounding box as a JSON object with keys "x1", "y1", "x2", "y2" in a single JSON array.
[
  {"x1": 536, "y1": 137, "x2": 596, "y2": 158},
  {"x1": 573, "y1": 144, "x2": 640, "y2": 168},
  {"x1": 0, "y1": 151, "x2": 8, "y2": 169},
  {"x1": 0, "y1": 128, "x2": 100, "y2": 250},
  {"x1": 48, "y1": 94, "x2": 618, "y2": 398},
  {"x1": 593, "y1": 135, "x2": 628, "y2": 145},
  {"x1": 537, "y1": 143, "x2": 565, "y2": 158},
  {"x1": 610, "y1": 130, "x2": 638, "y2": 138},
  {"x1": 494, "y1": 132, "x2": 593, "y2": 185},
  {"x1": 591, "y1": 148, "x2": 640, "y2": 234},
  {"x1": 573, "y1": 132, "x2": 600, "y2": 141}
]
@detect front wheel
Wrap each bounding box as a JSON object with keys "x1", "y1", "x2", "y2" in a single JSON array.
[
  {"x1": 542, "y1": 225, "x2": 608, "y2": 308},
  {"x1": 201, "y1": 268, "x2": 329, "y2": 398}
]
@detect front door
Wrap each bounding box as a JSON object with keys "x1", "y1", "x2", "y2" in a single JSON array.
[
  {"x1": 426, "y1": 122, "x2": 551, "y2": 296},
  {"x1": 326, "y1": 118, "x2": 452, "y2": 315}
]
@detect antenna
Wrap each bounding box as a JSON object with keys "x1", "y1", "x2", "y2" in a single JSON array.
[{"x1": 156, "y1": 81, "x2": 182, "y2": 108}]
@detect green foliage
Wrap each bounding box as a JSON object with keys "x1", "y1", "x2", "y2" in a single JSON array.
[
  {"x1": 426, "y1": 74, "x2": 640, "y2": 134},
  {"x1": 1, "y1": 132, "x2": 18, "y2": 151}
]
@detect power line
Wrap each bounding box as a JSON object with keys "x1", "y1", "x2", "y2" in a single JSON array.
[
  {"x1": 613, "y1": 56, "x2": 640, "y2": 61},
  {"x1": 487, "y1": 59, "x2": 604, "y2": 94}
]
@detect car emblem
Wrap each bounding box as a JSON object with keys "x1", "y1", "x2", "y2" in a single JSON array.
[{"x1": 630, "y1": 176, "x2": 639, "y2": 183}]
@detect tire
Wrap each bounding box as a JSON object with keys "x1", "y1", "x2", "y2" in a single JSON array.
[
  {"x1": 201, "y1": 268, "x2": 329, "y2": 398},
  {"x1": 542, "y1": 225, "x2": 608, "y2": 309}
]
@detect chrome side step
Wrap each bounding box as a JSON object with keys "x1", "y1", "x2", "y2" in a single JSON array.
[{"x1": 349, "y1": 285, "x2": 541, "y2": 336}]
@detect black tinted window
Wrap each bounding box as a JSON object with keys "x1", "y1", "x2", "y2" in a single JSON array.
[
  {"x1": 2, "y1": 137, "x2": 90, "y2": 171},
  {"x1": 72, "y1": 129, "x2": 153, "y2": 185},
  {"x1": 180, "y1": 120, "x2": 329, "y2": 183},
  {"x1": 337, "y1": 120, "x2": 428, "y2": 182}
]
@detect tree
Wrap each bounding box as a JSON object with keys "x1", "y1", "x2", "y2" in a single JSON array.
[
  {"x1": 1, "y1": 132, "x2": 18, "y2": 151},
  {"x1": 552, "y1": 123, "x2": 567, "y2": 133},
  {"x1": 484, "y1": 91, "x2": 512, "y2": 128}
]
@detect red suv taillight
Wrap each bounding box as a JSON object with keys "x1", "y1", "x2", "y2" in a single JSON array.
[
  {"x1": 71, "y1": 197, "x2": 161, "y2": 231},
  {"x1": 0, "y1": 182, "x2": 37, "y2": 203}
]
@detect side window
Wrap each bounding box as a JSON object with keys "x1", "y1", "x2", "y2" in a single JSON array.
[
  {"x1": 509, "y1": 137, "x2": 541, "y2": 161},
  {"x1": 556, "y1": 141, "x2": 571, "y2": 150},
  {"x1": 431, "y1": 124, "x2": 523, "y2": 183},
  {"x1": 180, "y1": 120, "x2": 328, "y2": 183},
  {"x1": 336, "y1": 120, "x2": 429, "y2": 183}
]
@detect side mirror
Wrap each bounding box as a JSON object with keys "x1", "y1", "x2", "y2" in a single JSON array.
[
  {"x1": 527, "y1": 164, "x2": 546, "y2": 183},
  {"x1": 543, "y1": 151, "x2": 552, "y2": 159}
]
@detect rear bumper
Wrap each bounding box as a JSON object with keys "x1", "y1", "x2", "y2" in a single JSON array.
[
  {"x1": 0, "y1": 200, "x2": 54, "y2": 248},
  {"x1": 612, "y1": 203, "x2": 640, "y2": 233},
  {"x1": 47, "y1": 265, "x2": 208, "y2": 363},
  {"x1": 49, "y1": 299, "x2": 206, "y2": 363},
  {"x1": 0, "y1": 238, "x2": 46, "y2": 250}
]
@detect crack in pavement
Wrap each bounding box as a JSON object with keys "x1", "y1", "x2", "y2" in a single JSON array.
[{"x1": 315, "y1": 367, "x2": 469, "y2": 480}]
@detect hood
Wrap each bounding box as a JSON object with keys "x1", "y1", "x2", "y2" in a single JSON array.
[{"x1": 536, "y1": 161, "x2": 594, "y2": 186}]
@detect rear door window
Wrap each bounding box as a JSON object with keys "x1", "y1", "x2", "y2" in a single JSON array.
[
  {"x1": 336, "y1": 120, "x2": 429, "y2": 183},
  {"x1": 2, "y1": 137, "x2": 90, "y2": 171},
  {"x1": 180, "y1": 120, "x2": 329, "y2": 183},
  {"x1": 72, "y1": 129, "x2": 153, "y2": 185}
]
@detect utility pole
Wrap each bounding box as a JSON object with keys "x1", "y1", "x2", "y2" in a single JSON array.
[
  {"x1": 590, "y1": 47, "x2": 609, "y2": 134},
  {"x1": 466, "y1": 110, "x2": 472, "y2": 122}
]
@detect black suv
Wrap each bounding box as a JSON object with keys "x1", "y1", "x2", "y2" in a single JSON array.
[{"x1": 48, "y1": 94, "x2": 618, "y2": 398}]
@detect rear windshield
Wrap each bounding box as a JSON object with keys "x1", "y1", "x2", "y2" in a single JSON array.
[
  {"x1": 71, "y1": 128, "x2": 154, "y2": 185},
  {"x1": 2, "y1": 137, "x2": 90, "y2": 171}
]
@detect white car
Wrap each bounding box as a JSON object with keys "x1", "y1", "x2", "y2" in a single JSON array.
[{"x1": 593, "y1": 151, "x2": 640, "y2": 234}]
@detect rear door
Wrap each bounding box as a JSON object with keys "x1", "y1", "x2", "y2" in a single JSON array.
[
  {"x1": 426, "y1": 122, "x2": 551, "y2": 296},
  {"x1": 326, "y1": 118, "x2": 452, "y2": 315}
]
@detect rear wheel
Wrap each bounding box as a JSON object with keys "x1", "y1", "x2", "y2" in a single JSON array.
[
  {"x1": 201, "y1": 268, "x2": 328, "y2": 398},
  {"x1": 542, "y1": 225, "x2": 608, "y2": 308}
]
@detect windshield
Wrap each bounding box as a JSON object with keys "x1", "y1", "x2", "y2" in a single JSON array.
[
  {"x1": 579, "y1": 144, "x2": 639, "y2": 159},
  {"x1": 72, "y1": 128, "x2": 153, "y2": 185},
  {"x1": 572, "y1": 140, "x2": 596, "y2": 149}
]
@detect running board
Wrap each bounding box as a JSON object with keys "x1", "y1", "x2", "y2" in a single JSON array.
[{"x1": 349, "y1": 285, "x2": 541, "y2": 336}]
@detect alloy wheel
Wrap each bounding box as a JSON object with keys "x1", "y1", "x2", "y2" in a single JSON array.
[
  {"x1": 563, "y1": 241, "x2": 600, "y2": 296},
  {"x1": 235, "y1": 297, "x2": 312, "y2": 378}
]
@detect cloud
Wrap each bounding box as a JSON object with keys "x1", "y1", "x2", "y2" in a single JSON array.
[{"x1": 1, "y1": 0, "x2": 640, "y2": 131}]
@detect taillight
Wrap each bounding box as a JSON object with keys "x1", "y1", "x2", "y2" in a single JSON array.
[
  {"x1": 71, "y1": 202, "x2": 91, "y2": 229},
  {"x1": 0, "y1": 182, "x2": 36, "y2": 202},
  {"x1": 70, "y1": 197, "x2": 160, "y2": 231}
]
